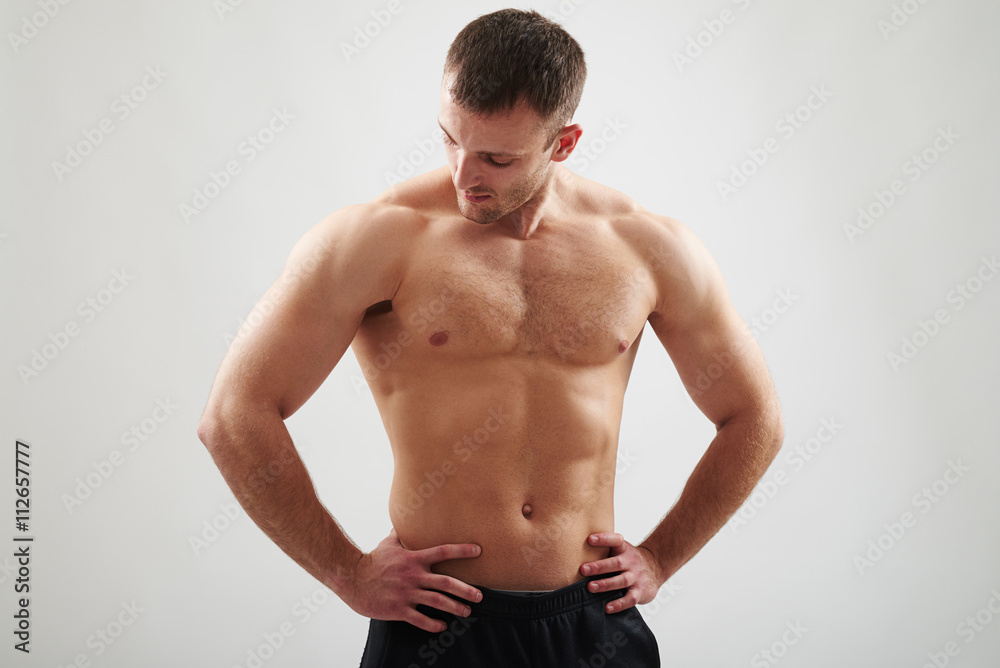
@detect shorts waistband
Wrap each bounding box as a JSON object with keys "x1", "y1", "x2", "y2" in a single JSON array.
[{"x1": 448, "y1": 572, "x2": 626, "y2": 620}]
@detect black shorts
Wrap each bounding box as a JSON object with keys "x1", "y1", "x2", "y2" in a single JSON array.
[{"x1": 358, "y1": 572, "x2": 660, "y2": 667}]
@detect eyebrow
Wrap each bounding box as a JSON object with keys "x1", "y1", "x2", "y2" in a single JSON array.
[{"x1": 437, "y1": 118, "x2": 521, "y2": 158}]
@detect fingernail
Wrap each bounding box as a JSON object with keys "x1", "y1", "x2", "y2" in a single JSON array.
[
  {"x1": 464, "y1": 606, "x2": 471, "y2": 616},
  {"x1": 476, "y1": 590, "x2": 482, "y2": 602},
  {"x1": 582, "y1": 565, "x2": 590, "y2": 574}
]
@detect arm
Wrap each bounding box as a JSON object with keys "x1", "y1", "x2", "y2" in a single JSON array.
[
  {"x1": 582, "y1": 214, "x2": 784, "y2": 611},
  {"x1": 196, "y1": 203, "x2": 394, "y2": 591},
  {"x1": 196, "y1": 203, "x2": 482, "y2": 631},
  {"x1": 637, "y1": 216, "x2": 784, "y2": 583}
]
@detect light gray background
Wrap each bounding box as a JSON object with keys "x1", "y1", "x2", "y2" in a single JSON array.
[{"x1": 2, "y1": 0, "x2": 998, "y2": 666}]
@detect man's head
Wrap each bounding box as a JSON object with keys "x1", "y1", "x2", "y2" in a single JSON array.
[{"x1": 439, "y1": 9, "x2": 587, "y2": 224}]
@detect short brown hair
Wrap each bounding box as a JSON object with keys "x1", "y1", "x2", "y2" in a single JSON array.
[{"x1": 443, "y1": 9, "x2": 587, "y2": 148}]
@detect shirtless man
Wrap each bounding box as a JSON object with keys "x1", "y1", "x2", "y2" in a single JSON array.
[{"x1": 197, "y1": 9, "x2": 783, "y2": 667}]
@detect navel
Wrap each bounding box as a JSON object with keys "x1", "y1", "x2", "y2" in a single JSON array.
[
  {"x1": 521, "y1": 503, "x2": 533, "y2": 519},
  {"x1": 429, "y1": 330, "x2": 449, "y2": 346}
]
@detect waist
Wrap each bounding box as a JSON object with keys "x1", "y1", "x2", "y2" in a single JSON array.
[
  {"x1": 438, "y1": 572, "x2": 627, "y2": 620},
  {"x1": 392, "y1": 494, "x2": 614, "y2": 590}
]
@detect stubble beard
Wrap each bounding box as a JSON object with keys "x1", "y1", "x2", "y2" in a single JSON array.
[{"x1": 457, "y1": 162, "x2": 551, "y2": 226}]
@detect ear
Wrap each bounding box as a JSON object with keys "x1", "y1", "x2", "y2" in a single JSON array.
[{"x1": 548, "y1": 124, "x2": 583, "y2": 162}]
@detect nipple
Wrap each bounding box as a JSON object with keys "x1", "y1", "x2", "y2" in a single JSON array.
[
  {"x1": 429, "y1": 330, "x2": 449, "y2": 346},
  {"x1": 618, "y1": 338, "x2": 629, "y2": 353},
  {"x1": 521, "y1": 503, "x2": 533, "y2": 519}
]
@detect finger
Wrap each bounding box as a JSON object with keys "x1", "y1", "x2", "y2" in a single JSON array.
[
  {"x1": 605, "y1": 590, "x2": 638, "y2": 614},
  {"x1": 580, "y1": 554, "x2": 626, "y2": 576},
  {"x1": 586, "y1": 572, "x2": 631, "y2": 593},
  {"x1": 588, "y1": 533, "x2": 624, "y2": 547},
  {"x1": 415, "y1": 589, "x2": 473, "y2": 619},
  {"x1": 417, "y1": 542, "x2": 482, "y2": 565},
  {"x1": 403, "y1": 608, "x2": 449, "y2": 634},
  {"x1": 423, "y1": 573, "x2": 483, "y2": 604}
]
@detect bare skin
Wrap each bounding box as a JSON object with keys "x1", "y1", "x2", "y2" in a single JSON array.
[{"x1": 197, "y1": 77, "x2": 784, "y2": 634}]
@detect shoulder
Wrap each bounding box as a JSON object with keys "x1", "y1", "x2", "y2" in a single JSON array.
[
  {"x1": 564, "y1": 172, "x2": 698, "y2": 256},
  {"x1": 306, "y1": 165, "x2": 454, "y2": 249},
  {"x1": 558, "y1": 173, "x2": 719, "y2": 313},
  {"x1": 279, "y1": 199, "x2": 425, "y2": 309},
  {"x1": 301, "y1": 200, "x2": 425, "y2": 266},
  {"x1": 606, "y1": 207, "x2": 724, "y2": 322},
  {"x1": 372, "y1": 165, "x2": 455, "y2": 216}
]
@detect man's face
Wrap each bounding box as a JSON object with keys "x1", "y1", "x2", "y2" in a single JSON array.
[{"x1": 438, "y1": 77, "x2": 558, "y2": 225}]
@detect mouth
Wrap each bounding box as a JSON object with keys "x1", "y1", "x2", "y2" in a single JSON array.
[{"x1": 463, "y1": 192, "x2": 491, "y2": 203}]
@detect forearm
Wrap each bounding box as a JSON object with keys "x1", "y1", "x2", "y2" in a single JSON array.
[
  {"x1": 639, "y1": 410, "x2": 783, "y2": 584},
  {"x1": 198, "y1": 406, "x2": 361, "y2": 595}
]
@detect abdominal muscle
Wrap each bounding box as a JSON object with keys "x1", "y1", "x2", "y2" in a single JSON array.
[
  {"x1": 381, "y1": 370, "x2": 621, "y2": 591},
  {"x1": 390, "y1": 468, "x2": 615, "y2": 591}
]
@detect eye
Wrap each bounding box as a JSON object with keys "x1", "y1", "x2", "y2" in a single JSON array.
[{"x1": 442, "y1": 135, "x2": 511, "y2": 168}]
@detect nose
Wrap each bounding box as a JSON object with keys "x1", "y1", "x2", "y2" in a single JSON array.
[{"x1": 452, "y1": 152, "x2": 483, "y2": 192}]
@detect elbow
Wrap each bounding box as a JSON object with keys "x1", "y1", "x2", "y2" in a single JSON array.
[
  {"x1": 772, "y1": 414, "x2": 785, "y2": 451},
  {"x1": 765, "y1": 404, "x2": 785, "y2": 458},
  {"x1": 196, "y1": 412, "x2": 222, "y2": 452}
]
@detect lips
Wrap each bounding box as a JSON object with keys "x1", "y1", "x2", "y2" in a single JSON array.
[{"x1": 464, "y1": 192, "x2": 491, "y2": 203}]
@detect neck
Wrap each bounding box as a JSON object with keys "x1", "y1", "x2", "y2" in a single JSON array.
[{"x1": 498, "y1": 164, "x2": 568, "y2": 240}]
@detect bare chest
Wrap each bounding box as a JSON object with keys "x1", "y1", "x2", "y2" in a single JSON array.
[{"x1": 356, "y1": 224, "x2": 654, "y2": 367}]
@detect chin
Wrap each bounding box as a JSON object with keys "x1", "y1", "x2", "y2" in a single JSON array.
[{"x1": 458, "y1": 197, "x2": 499, "y2": 225}]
